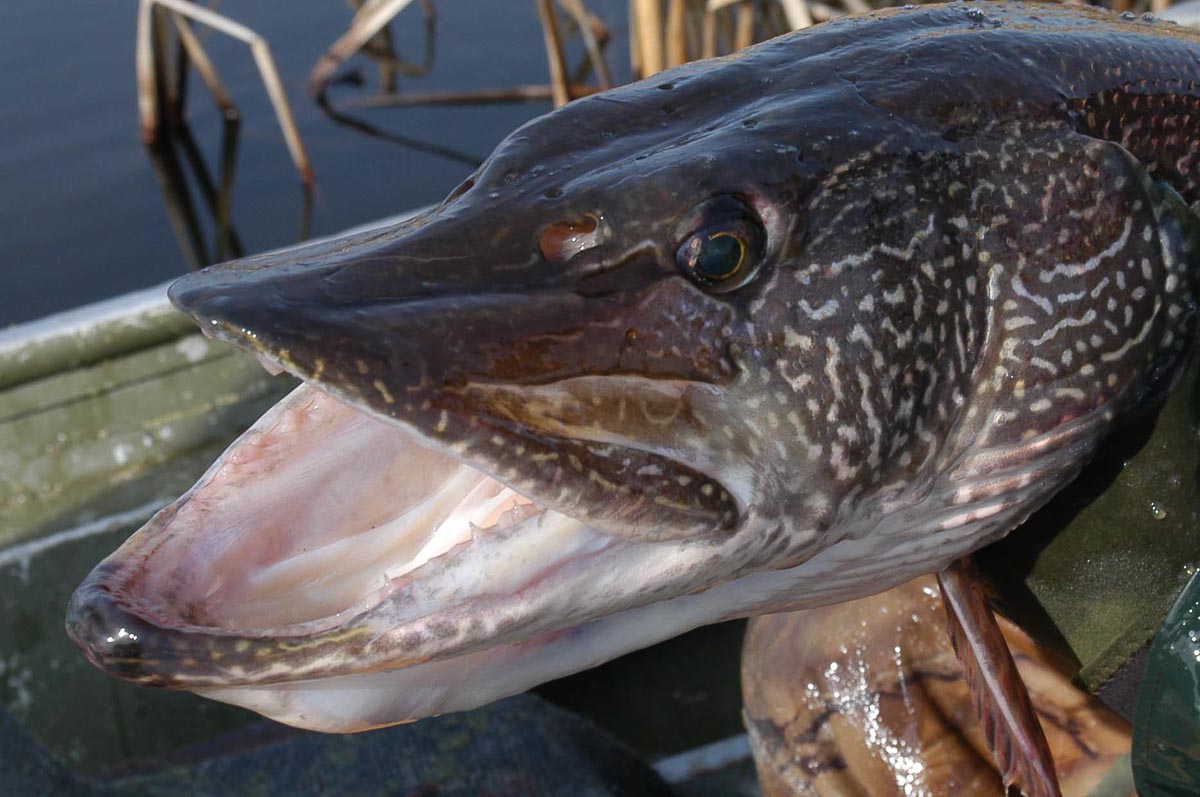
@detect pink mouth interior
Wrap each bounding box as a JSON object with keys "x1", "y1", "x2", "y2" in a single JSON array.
[{"x1": 131, "y1": 384, "x2": 542, "y2": 633}]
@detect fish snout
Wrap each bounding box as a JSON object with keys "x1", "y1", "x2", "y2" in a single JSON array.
[{"x1": 66, "y1": 574, "x2": 178, "y2": 686}]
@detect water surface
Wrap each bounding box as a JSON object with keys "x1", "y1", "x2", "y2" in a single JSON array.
[{"x1": 0, "y1": 0, "x2": 629, "y2": 325}]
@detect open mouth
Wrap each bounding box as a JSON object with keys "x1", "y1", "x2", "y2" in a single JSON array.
[
  {"x1": 66, "y1": 219, "x2": 766, "y2": 732},
  {"x1": 126, "y1": 383, "x2": 587, "y2": 634},
  {"x1": 66, "y1": 361, "x2": 761, "y2": 732},
  {"x1": 68, "y1": 378, "x2": 633, "y2": 666}
]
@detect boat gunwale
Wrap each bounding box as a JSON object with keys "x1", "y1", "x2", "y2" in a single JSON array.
[{"x1": 0, "y1": 211, "x2": 420, "y2": 391}]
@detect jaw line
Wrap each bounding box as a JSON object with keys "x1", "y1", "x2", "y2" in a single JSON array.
[
  {"x1": 194, "y1": 504, "x2": 902, "y2": 734},
  {"x1": 192, "y1": 572, "x2": 761, "y2": 732}
]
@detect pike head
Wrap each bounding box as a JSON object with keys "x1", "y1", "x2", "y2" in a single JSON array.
[{"x1": 68, "y1": 3, "x2": 1198, "y2": 732}]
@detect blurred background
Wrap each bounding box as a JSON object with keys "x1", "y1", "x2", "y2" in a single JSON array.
[{"x1": 0, "y1": 0, "x2": 629, "y2": 326}]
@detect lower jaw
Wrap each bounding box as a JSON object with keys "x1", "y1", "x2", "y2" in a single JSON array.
[
  {"x1": 193, "y1": 594, "x2": 719, "y2": 732},
  {"x1": 188, "y1": 551, "x2": 807, "y2": 732}
]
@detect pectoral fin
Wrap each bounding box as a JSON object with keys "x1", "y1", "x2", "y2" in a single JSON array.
[{"x1": 937, "y1": 557, "x2": 1062, "y2": 797}]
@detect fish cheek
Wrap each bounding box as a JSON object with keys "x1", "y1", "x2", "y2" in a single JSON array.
[{"x1": 607, "y1": 280, "x2": 743, "y2": 383}]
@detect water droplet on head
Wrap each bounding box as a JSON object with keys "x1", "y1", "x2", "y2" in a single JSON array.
[
  {"x1": 1150, "y1": 500, "x2": 1168, "y2": 520},
  {"x1": 964, "y1": 6, "x2": 1002, "y2": 26},
  {"x1": 1120, "y1": 10, "x2": 1136, "y2": 20}
]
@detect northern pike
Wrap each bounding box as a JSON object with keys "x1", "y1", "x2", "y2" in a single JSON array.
[{"x1": 68, "y1": 0, "x2": 1199, "y2": 748}]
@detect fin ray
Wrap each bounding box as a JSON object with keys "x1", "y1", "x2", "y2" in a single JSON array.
[{"x1": 937, "y1": 557, "x2": 1062, "y2": 797}]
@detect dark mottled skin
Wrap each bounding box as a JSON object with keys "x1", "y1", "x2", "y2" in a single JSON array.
[
  {"x1": 69, "y1": 3, "x2": 1200, "y2": 690},
  {"x1": 169, "y1": 1, "x2": 1200, "y2": 541}
]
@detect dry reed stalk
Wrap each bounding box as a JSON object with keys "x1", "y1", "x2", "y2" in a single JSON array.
[
  {"x1": 344, "y1": 84, "x2": 604, "y2": 108},
  {"x1": 169, "y1": 13, "x2": 237, "y2": 118},
  {"x1": 633, "y1": 0, "x2": 664, "y2": 77},
  {"x1": 157, "y1": 5, "x2": 192, "y2": 121},
  {"x1": 137, "y1": 0, "x2": 313, "y2": 188},
  {"x1": 702, "y1": 6, "x2": 717, "y2": 58},
  {"x1": 135, "y1": 0, "x2": 157, "y2": 140},
  {"x1": 557, "y1": 0, "x2": 614, "y2": 88},
  {"x1": 170, "y1": 10, "x2": 192, "y2": 116},
  {"x1": 666, "y1": 0, "x2": 688, "y2": 67},
  {"x1": 629, "y1": 1, "x2": 642, "y2": 77},
  {"x1": 683, "y1": 1, "x2": 705, "y2": 56},
  {"x1": 778, "y1": 0, "x2": 813, "y2": 29},
  {"x1": 704, "y1": 0, "x2": 744, "y2": 58},
  {"x1": 349, "y1": 0, "x2": 402, "y2": 93},
  {"x1": 350, "y1": 0, "x2": 437, "y2": 82},
  {"x1": 537, "y1": 0, "x2": 572, "y2": 107},
  {"x1": 152, "y1": 6, "x2": 180, "y2": 118},
  {"x1": 806, "y1": 2, "x2": 838, "y2": 22},
  {"x1": 135, "y1": 1, "x2": 156, "y2": 139},
  {"x1": 568, "y1": 22, "x2": 614, "y2": 86},
  {"x1": 734, "y1": 1, "x2": 755, "y2": 50},
  {"x1": 310, "y1": 0, "x2": 420, "y2": 95}
]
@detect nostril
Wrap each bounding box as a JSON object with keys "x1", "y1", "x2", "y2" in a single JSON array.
[
  {"x1": 442, "y1": 175, "x2": 477, "y2": 207},
  {"x1": 538, "y1": 216, "x2": 602, "y2": 263}
]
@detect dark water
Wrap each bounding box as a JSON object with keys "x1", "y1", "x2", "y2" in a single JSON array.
[{"x1": 0, "y1": 0, "x2": 630, "y2": 326}]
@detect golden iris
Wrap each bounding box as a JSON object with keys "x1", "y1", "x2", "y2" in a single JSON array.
[{"x1": 692, "y1": 231, "x2": 746, "y2": 281}]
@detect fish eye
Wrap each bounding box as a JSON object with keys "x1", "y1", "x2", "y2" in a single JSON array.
[{"x1": 675, "y1": 196, "x2": 765, "y2": 292}]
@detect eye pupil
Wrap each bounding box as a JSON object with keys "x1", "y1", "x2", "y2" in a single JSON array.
[
  {"x1": 674, "y1": 196, "x2": 765, "y2": 293},
  {"x1": 693, "y1": 233, "x2": 745, "y2": 280}
]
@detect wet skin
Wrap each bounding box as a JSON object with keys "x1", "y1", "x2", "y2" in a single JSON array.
[{"x1": 68, "y1": 2, "x2": 1200, "y2": 731}]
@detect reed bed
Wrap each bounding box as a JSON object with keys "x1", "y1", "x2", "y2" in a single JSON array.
[
  {"x1": 136, "y1": 0, "x2": 313, "y2": 187},
  {"x1": 630, "y1": 0, "x2": 1184, "y2": 78},
  {"x1": 137, "y1": 0, "x2": 1188, "y2": 193}
]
